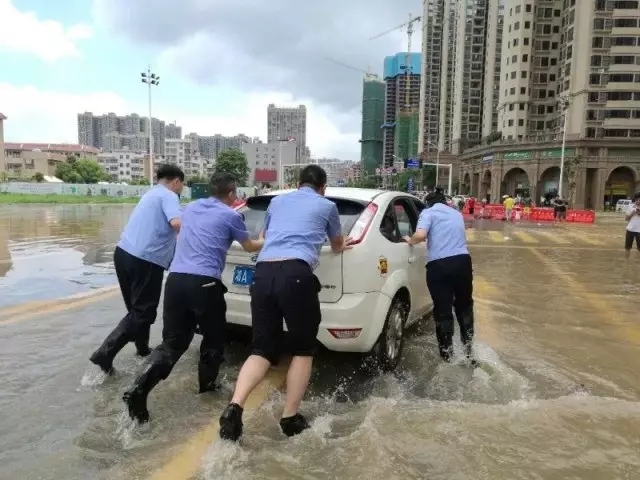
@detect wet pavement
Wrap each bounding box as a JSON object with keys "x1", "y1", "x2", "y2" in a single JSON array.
[{"x1": 1, "y1": 205, "x2": 640, "y2": 480}]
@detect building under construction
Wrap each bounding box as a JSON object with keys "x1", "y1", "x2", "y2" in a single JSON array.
[
  {"x1": 360, "y1": 75, "x2": 385, "y2": 175},
  {"x1": 382, "y1": 52, "x2": 421, "y2": 168}
]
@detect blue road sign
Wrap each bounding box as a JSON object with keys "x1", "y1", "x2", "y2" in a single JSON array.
[
  {"x1": 406, "y1": 158, "x2": 420, "y2": 169},
  {"x1": 407, "y1": 177, "x2": 414, "y2": 192}
]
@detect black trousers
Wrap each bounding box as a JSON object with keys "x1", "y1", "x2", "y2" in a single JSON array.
[
  {"x1": 625, "y1": 230, "x2": 640, "y2": 250},
  {"x1": 426, "y1": 254, "x2": 474, "y2": 358},
  {"x1": 250, "y1": 260, "x2": 322, "y2": 365},
  {"x1": 142, "y1": 272, "x2": 228, "y2": 392},
  {"x1": 91, "y1": 247, "x2": 164, "y2": 366}
]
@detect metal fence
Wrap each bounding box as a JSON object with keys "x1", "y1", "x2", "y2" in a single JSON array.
[{"x1": 0, "y1": 182, "x2": 193, "y2": 199}]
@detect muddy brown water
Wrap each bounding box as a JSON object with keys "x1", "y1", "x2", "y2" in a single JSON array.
[{"x1": 1, "y1": 205, "x2": 639, "y2": 479}]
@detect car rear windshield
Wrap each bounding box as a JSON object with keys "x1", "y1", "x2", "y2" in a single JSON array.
[{"x1": 238, "y1": 195, "x2": 367, "y2": 240}]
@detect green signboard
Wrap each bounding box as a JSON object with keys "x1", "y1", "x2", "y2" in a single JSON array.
[
  {"x1": 503, "y1": 151, "x2": 531, "y2": 160},
  {"x1": 540, "y1": 148, "x2": 573, "y2": 158}
]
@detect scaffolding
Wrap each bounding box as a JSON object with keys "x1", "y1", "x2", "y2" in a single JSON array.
[
  {"x1": 394, "y1": 112, "x2": 420, "y2": 160},
  {"x1": 361, "y1": 76, "x2": 385, "y2": 175}
]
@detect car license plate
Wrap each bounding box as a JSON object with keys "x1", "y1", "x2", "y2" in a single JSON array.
[{"x1": 232, "y1": 265, "x2": 254, "y2": 287}]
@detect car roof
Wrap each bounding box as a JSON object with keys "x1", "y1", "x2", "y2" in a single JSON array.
[{"x1": 262, "y1": 187, "x2": 418, "y2": 202}]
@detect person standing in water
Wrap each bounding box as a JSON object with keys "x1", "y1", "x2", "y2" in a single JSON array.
[{"x1": 89, "y1": 165, "x2": 184, "y2": 375}]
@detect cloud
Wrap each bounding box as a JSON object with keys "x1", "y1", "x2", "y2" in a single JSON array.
[
  {"x1": 91, "y1": 0, "x2": 421, "y2": 138},
  {"x1": 0, "y1": 0, "x2": 93, "y2": 61},
  {"x1": 0, "y1": 83, "x2": 359, "y2": 159}
]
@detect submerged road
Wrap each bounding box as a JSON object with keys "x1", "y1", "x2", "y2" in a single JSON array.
[{"x1": 1, "y1": 205, "x2": 640, "y2": 479}]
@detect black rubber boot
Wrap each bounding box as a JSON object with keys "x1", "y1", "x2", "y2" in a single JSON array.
[
  {"x1": 198, "y1": 362, "x2": 221, "y2": 393},
  {"x1": 280, "y1": 414, "x2": 310, "y2": 437},
  {"x1": 135, "y1": 324, "x2": 152, "y2": 357},
  {"x1": 457, "y1": 308, "x2": 476, "y2": 366},
  {"x1": 434, "y1": 314, "x2": 454, "y2": 362},
  {"x1": 198, "y1": 351, "x2": 223, "y2": 393},
  {"x1": 122, "y1": 362, "x2": 165, "y2": 424},
  {"x1": 89, "y1": 323, "x2": 129, "y2": 374},
  {"x1": 219, "y1": 403, "x2": 243, "y2": 441}
]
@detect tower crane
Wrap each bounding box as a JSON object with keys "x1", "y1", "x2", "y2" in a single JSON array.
[
  {"x1": 370, "y1": 13, "x2": 422, "y2": 112},
  {"x1": 323, "y1": 57, "x2": 381, "y2": 81}
]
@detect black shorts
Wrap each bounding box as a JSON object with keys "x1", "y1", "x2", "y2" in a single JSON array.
[
  {"x1": 625, "y1": 230, "x2": 640, "y2": 250},
  {"x1": 250, "y1": 259, "x2": 322, "y2": 364}
]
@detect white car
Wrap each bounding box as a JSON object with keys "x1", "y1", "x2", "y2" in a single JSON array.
[
  {"x1": 616, "y1": 199, "x2": 632, "y2": 212},
  {"x1": 223, "y1": 188, "x2": 433, "y2": 370}
]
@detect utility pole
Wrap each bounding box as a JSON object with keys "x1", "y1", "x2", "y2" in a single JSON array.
[{"x1": 141, "y1": 66, "x2": 159, "y2": 184}]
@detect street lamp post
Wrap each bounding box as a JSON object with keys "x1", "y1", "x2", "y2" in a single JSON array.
[
  {"x1": 557, "y1": 95, "x2": 571, "y2": 199},
  {"x1": 141, "y1": 67, "x2": 159, "y2": 184}
]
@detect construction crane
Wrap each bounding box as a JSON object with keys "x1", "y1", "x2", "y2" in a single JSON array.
[
  {"x1": 323, "y1": 57, "x2": 381, "y2": 81},
  {"x1": 370, "y1": 13, "x2": 422, "y2": 112},
  {"x1": 370, "y1": 13, "x2": 422, "y2": 167}
]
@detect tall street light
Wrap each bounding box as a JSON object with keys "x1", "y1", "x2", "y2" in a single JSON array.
[
  {"x1": 141, "y1": 67, "x2": 159, "y2": 184},
  {"x1": 557, "y1": 94, "x2": 572, "y2": 199}
]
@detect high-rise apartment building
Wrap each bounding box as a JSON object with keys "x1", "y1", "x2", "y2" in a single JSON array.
[
  {"x1": 459, "y1": 0, "x2": 640, "y2": 210},
  {"x1": 267, "y1": 104, "x2": 307, "y2": 163},
  {"x1": 184, "y1": 133, "x2": 252, "y2": 160},
  {"x1": 419, "y1": 0, "x2": 503, "y2": 156},
  {"x1": 419, "y1": 0, "x2": 458, "y2": 156},
  {"x1": 382, "y1": 52, "x2": 421, "y2": 167},
  {"x1": 77, "y1": 112, "x2": 181, "y2": 155},
  {"x1": 499, "y1": 0, "x2": 640, "y2": 142}
]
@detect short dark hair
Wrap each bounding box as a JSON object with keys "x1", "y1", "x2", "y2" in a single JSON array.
[
  {"x1": 634, "y1": 191, "x2": 640, "y2": 200},
  {"x1": 156, "y1": 164, "x2": 185, "y2": 182},
  {"x1": 299, "y1": 165, "x2": 327, "y2": 190},
  {"x1": 425, "y1": 191, "x2": 447, "y2": 208},
  {"x1": 209, "y1": 172, "x2": 237, "y2": 198}
]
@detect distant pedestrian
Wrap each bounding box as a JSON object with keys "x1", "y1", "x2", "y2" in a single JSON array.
[
  {"x1": 122, "y1": 173, "x2": 264, "y2": 423},
  {"x1": 219, "y1": 165, "x2": 352, "y2": 441},
  {"x1": 624, "y1": 192, "x2": 640, "y2": 259},
  {"x1": 467, "y1": 197, "x2": 475, "y2": 216},
  {"x1": 89, "y1": 165, "x2": 184, "y2": 375},
  {"x1": 523, "y1": 196, "x2": 532, "y2": 220},
  {"x1": 503, "y1": 195, "x2": 515, "y2": 221},
  {"x1": 403, "y1": 191, "x2": 475, "y2": 365},
  {"x1": 553, "y1": 196, "x2": 567, "y2": 222}
]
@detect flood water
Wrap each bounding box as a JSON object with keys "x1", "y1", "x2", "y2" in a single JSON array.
[{"x1": 1, "y1": 205, "x2": 640, "y2": 480}]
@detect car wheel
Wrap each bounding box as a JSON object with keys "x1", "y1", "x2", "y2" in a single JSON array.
[{"x1": 372, "y1": 297, "x2": 407, "y2": 371}]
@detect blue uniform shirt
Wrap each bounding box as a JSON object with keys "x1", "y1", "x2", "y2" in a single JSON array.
[
  {"x1": 118, "y1": 184, "x2": 181, "y2": 269},
  {"x1": 416, "y1": 203, "x2": 469, "y2": 263},
  {"x1": 169, "y1": 198, "x2": 249, "y2": 279},
  {"x1": 258, "y1": 187, "x2": 342, "y2": 268}
]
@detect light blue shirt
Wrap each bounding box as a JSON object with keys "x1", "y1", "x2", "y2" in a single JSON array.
[
  {"x1": 169, "y1": 198, "x2": 249, "y2": 279},
  {"x1": 117, "y1": 184, "x2": 181, "y2": 269},
  {"x1": 417, "y1": 203, "x2": 469, "y2": 263},
  {"x1": 258, "y1": 187, "x2": 342, "y2": 268}
]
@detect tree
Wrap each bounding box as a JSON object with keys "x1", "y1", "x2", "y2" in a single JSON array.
[
  {"x1": 130, "y1": 178, "x2": 150, "y2": 185},
  {"x1": 33, "y1": 172, "x2": 45, "y2": 183},
  {"x1": 55, "y1": 158, "x2": 109, "y2": 183},
  {"x1": 215, "y1": 149, "x2": 250, "y2": 186},
  {"x1": 564, "y1": 155, "x2": 581, "y2": 207},
  {"x1": 186, "y1": 175, "x2": 208, "y2": 187},
  {"x1": 284, "y1": 165, "x2": 302, "y2": 187}
]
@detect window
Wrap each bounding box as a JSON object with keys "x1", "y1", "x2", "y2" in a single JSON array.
[
  {"x1": 526, "y1": 4, "x2": 532, "y2": 12},
  {"x1": 239, "y1": 196, "x2": 366, "y2": 240}
]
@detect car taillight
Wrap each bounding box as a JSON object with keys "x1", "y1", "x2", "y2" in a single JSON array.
[{"x1": 348, "y1": 203, "x2": 378, "y2": 245}]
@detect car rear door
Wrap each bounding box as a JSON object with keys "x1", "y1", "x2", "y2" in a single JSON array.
[{"x1": 224, "y1": 195, "x2": 366, "y2": 304}]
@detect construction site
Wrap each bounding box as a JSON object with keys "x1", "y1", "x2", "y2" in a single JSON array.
[{"x1": 360, "y1": 76, "x2": 385, "y2": 175}]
